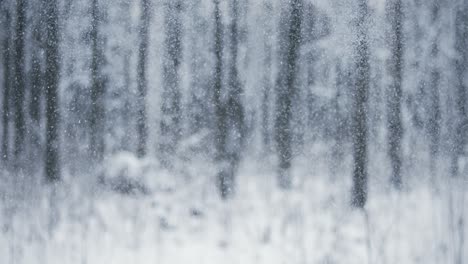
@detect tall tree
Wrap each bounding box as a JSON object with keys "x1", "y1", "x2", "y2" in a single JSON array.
[
  {"x1": 213, "y1": 0, "x2": 228, "y2": 197},
  {"x1": 121, "y1": 0, "x2": 133, "y2": 153},
  {"x1": 1, "y1": 4, "x2": 11, "y2": 164},
  {"x1": 261, "y1": 0, "x2": 273, "y2": 153},
  {"x1": 13, "y1": 0, "x2": 27, "y2": 165},
  {"x1": 187, "y1": 0, "x2": 211, "y2": 136},
  {"x1": 160, "y1": 0, "x2": 182, "y2": 165},
  {"x1": 275, "y1": 0, "x2": 303, "y2": 189},
  {"x1": 451, "y1": 0, "x2": 468, "y2": 177},
  {"x1": 215, "y1": 0, "x2": 246, "y2": 199},
  {"x1": 89, "y1": 0, "x2": 106, "y2": 161},
  {"x1": 386, "y1": 0, "x2": 404, "y2": 189},
  {"x1": 351, "y1": 0, "x2": 370, "y2": 208},
  {"x1": 136, "y1": 0, "x2": 150, "y2": 158},
  {"x1": 44, "y1": 0, "x2": 60, "y2": 182},
  {"x1": 30, "y1": 41, "x2": 43, "y2": 125},
  {"x1": 227, "y1": 0, "x2": 244, "y2": 147},
  {"x1": 427, "y1": 0, "x2": 441, "y2": 183},
  {"x1": 29, "y1": 0, "x2": 46, "y2": 152}
]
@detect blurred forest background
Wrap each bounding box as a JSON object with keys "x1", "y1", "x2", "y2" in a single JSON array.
[{"x1": 0, "y1": 0, "x2": 467, "y2": 263}]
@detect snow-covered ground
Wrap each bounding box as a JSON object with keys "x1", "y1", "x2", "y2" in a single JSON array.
[{"x1": 1, "y1": 145, "x2": 466, "y2": 264}]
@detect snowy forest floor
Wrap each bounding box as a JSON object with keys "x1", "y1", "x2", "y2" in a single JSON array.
[{"x1": 0, "y1": 143, "x2": 467, "y2": 264}]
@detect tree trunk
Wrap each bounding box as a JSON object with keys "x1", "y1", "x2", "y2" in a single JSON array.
[
  {"x1": 121, "y1": 0, "x2": 132, "y2": 152},
  {"x1": 216, "y1": 0, "x2": 246, "y2": 199},
  {"x1": 122, "y1": 51, "x2": 132, "y2": 152},
  {"x1": 428, "y1": 1, "x2": 441, "y2": 184},
  {"x1": 452, "y1": 1, "x2": 468, "y2": 177},
  {"x1": 213, "y1": 0, "x2": 228, "y2": 198},
  {"x1": 1, "y1": 8, "x2": 11, "y2": 164},
  {"x1": 261, "y1": 1, "x2": 273, "y2": 153},
  {"x1": 188, "y1": 0, "x2": 211, "y2": 135},
  {"x1": 13, "y1": 0, "x2": 27, "y2": 166},
  {"x1": 29, "y1": 5, "x2": 46, "y2": 155},
  {"x1": 45, "y1": 0, "x2": 60, "y2": 182},
  {"x1": 227, "y1": 0, "x2": 244, "y2": 146},
  {"x1": 30, "y1": 51, "x2": 42, "y2": 125},
  {"x1": 89, "y1": 0, "x2": 106, "y2": 162},
  {"x1": 386, "y1": 0, "x2": 403, "y2": 189},
  {"x1": 275, "y1": 0, "x2": 302, "y2": 189},
  {"x1": 351, "y1": 0, "x2": 370, "y2": 208},
  {"x1": 29, "y1": 0, "x2": 45, "y2": 126},
  {"x1": 160, "y1": 0, "x2": 182, "y2": 165},
  {"x1": 136, "y1": 0, "x2": 150, "y2": 158}
]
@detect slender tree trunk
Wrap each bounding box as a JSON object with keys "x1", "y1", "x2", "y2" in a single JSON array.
[
  {"x1": 13, "y1": 0, "x2": 27, "y2": 166},
  {"x1": 136, "y1": 0, "x2": 150, "y2": 158},
  {"x1": 121, "y1": 0, "x2": 132, "y2": 152},
  {"x1": 122, "y1": 51, "x2": 132, "y2": 151},
  {"x1": 428, "y1": 58, "x2": 440, "y2": 166},
  {"x1": 30, "y1": 51, "x2": 42, "y2": 125},
  {"x1": 216, "y1": 0, "x2": 246, "y2": 199},
  {"x1": 213, "y1": 0, "x2": 229, "y2": 198},
  {"x1": 1, "y1": 8, "x2": 11, "y2": 164},
  {"x1": 28, "y1": 46, "x2": 43, "y2": 165},
  {"x1": 386, "y1": 0, "x2": 404, "y2": 189},
  {"x1": 261, "y1": 1, "x2": 273, "y2": 153},
  {"x1": 452, "y1": 5, "x2": 468, "y2": 263},
  {"x1": 29, "y1": 5, "x2": 45, "y2": 156},
  {"x1": 275, "y1": 0, "x2": 302, "y2": 189},
  {"x1": 428, "y1": 1, "x2": 441, "y2": 184},
  {"x1": 188, "y1": 0, "x2": 210, "y2": 135},
  {"x1": 261, "y1": 65, "x2": 271, "y2": 153},
  {"x1": 45, "y1": 0, "x2": 60, "y2": 182},
  {"x1": 351, "y1": 0, "x2": 370, "y2": 208},
  {"x1": 30, "y1": 0, "x2": 45, "y2": 126},
  {"x1": 227, "y1": 0, "x2": 244, "y2": 145},
  {"x1": 452, "y1": 1, "x2": 468, "y2": 177},
  {"x1": 89, "y1": 0, "x2": 105, "y2": 161},
  {"x1": 160, "y1": 0, "x2": 182, "y2": 165}
]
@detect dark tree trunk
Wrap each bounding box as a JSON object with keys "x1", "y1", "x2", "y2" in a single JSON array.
[
  {"x1": 216, "y1": 0, "x2": 246, "y2": 199},
  {"x1": 428, "y1": 1, "x2": 441, "y2": 182},
  {"x1": 386, "y1": 0, "x2": 403, "y2": 189},
  {"x1": 351, "y1": 0, "x2": 370, "y2": 208},
  {"x1": 428, "y1": 55, "x2": 440, "y2": 156},
  {"x1": 213, "y1": 0, "x2": 229, "y2": 198},
  {"x1": 120, "y1": 0, "x2": 132, "y2": 152},
  {"x1": 29, "y1": 4, "x2": 46, "y2": 155},
  {"x1": 188, "y1": 0, "x2": 211, "y2": 135},
  {"x1": 29, "y1": 0, "x2": 45, "y2": 126},
  {"x1": 13, "y1": 0, "x2": 27, "y2": 165},
  {"x1": 275, "y1": 0, "x2": 302, "y2": 189},
  {"x1": 30, "y1": 51, "x2": 42, "y2": 125},
  {"x1": 451, "y1": 2, "x2": 468, "y2": 177},
  {"x1": 160, "y1": 0, "x2": 182, "y2": 165},
  {"x1": 28, "y1": 46, "x2": 43, "y2": 163},
  {"x1": 261, "y1": 1, "x2": 273, "y2": 153},
  {"x1": 44, "y1": 0, "x2": 60, "y2": 182},
  {"x1": 122, "y1": 50, "x2": 132, "y2": 151},
  {"x1": 136, "y1": 0, "x2": 150, "y2": 158},
  {"x1": 227, "y1": 0, "x2": 244, "y2": 146},
  {"x1": 89, "y1": 0, "x2": 106, "y2": 161},
  {"x1": 1, "y1": 8, "x2": 11, "y2": 164}
]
